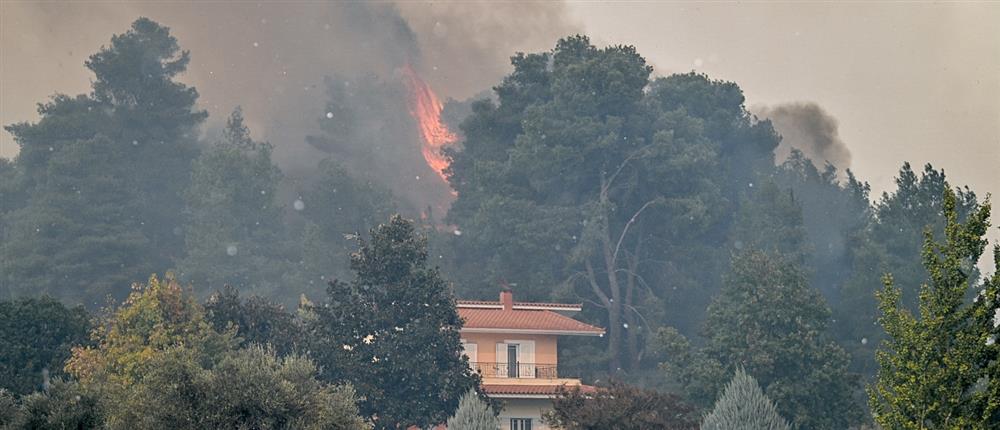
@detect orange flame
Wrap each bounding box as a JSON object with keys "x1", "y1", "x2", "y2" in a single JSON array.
[{"x1": 401, "y1": 64, "x2": 455, "y2": 183}]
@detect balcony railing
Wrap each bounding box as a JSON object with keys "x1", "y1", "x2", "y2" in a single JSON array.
[{"x1": 471, "y1": 362, "x2": 559, "y2": 379}]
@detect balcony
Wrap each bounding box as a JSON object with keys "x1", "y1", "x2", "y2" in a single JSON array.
[{"x1": 471, "y1": 362, "x2": 559, "y2": 379}]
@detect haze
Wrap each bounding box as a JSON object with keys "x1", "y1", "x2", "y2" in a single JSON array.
[{"x1": 2, "y1": 1, "x2": 998, "y2": 265}]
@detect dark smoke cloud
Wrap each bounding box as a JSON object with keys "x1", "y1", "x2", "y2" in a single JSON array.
[
  {"x1": 3, "y1": 1, "x2": 579, "y2": 211},
  {"x1": 755, "y1": 102, "x2": 852, "y2": 170}
]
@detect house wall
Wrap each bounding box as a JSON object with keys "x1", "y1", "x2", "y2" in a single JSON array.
[
  {"x1": 497, "y1": 398, "x2": 553, "y2": 430},
  {"x1": 460, "y1": 332, "x2": 558, "y2": 365}
]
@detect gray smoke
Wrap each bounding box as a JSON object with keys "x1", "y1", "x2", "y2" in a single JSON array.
[
  {"x1": 755, "y1": 102, "x2": 852, "y2": 170},
  {"x1": 2, "y1": 1, "x2": 578, "y2": 211}
]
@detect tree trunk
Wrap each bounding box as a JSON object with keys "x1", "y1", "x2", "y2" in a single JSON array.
[{"x1": 624, "y1": 231, "x2": 643, "y2": 372}]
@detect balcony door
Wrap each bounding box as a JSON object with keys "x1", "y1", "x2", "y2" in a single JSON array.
[{"x1": 496, "y1": 340, "x2": 535, "y2": 378}]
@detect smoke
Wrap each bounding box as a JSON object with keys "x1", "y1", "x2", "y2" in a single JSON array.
[
  {"x1": 1, "y1": 1, "x2": 578, "y2": 211},
  {"x1": 755, "y1": 102, "x2": 852, "y2": 170}
]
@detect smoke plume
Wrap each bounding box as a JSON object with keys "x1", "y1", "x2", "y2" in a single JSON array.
[
  {"x1": 2, "y1": 2, "x2": 578, "y2": 212},
  {"x1": 755, "y1": 102, "x2": 852, "y2": 170}
]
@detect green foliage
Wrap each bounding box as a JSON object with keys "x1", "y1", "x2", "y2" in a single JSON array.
[
  {"x1": 179, "y1": 108, "x2": 291, "y2": 297},
  {"x1": 660, "y1": 251, "x2": 861, "y2": 429},
  {"x1": 65, "y1": 274, "x2": 234, "y2": 388},
  {"x1": 868, "y1": 189, "x2": 997, "y2": 429},
  {"x1": 701, "y1": 368, "x2": 790, "y2": 430},
  {"x1": 544, "y1": 382, "x2": 697, "y2": 430},
  {"x1": 446, "y1": 390, "x2": 499, "y2": 430},
  {"x1": 1, "y1": 18, "x2": 205, "y2": 304},
  {"x1": 113, "y1": 346, "x2": 369, "y2": 430},
  {"x1": 4, "y1": 379, "x2": 103, "y2": 430},
  {"x1": 310, "y1": 215, "x2": 478, "y2": 429},
  {"x1": 0, "y1": 296, "x2": 90, "y2": 395},
  {"x1": 204, "y1": 285, "x2": 301, "y2": 356},
  {"x1": 446, "y1": 35, "x2": 780, "y2": 374},
  {"x1": 296, "y1": 159, "x2": 397, "y2": 298}
]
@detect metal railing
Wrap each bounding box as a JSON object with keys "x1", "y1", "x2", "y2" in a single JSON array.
[{"x1": 471, "y1": 362, "x2": 558, "y2": 379}]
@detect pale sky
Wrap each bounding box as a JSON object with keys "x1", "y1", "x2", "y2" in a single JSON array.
[{"x1": 2, "y1": 1, "x2": 998, "y2": 269}]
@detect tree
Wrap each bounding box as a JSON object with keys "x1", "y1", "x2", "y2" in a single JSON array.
[
  {"x1": 179, "y1": 108, "x2": 290, "y2": 297},
  {"x1": 1, "y1": 18, "x2": 206, "y2": 304},
  {"x1": 868, "y1": 189, "x2": 997, "y2": 428},
  {"x1": 310, "y1": 215, "x2": 478, "y2": 429},
  {"x1": 446, "y1": 390, "x2": 499, "y2": 430},
  {"x1": 204, "y1": 285, "x2": 301, "y2": 356},
  {"x1": 296, "y1": 159, "x2": 396, "y2": 299},
  {"x1": 0, "y1": 296, "x2": 90, "y2": 395},
  {"x1": 701, "y1": 368, "x2": 790, "y2": 430},
  {"x1": 65, "y1": 273, "x2": 234, "y2": 389},
  {"x1": 446, "y1": 36, "x2": 780, "y2": 375},
  {"x1": 116, "y1": 346, "x2": 369, "y2": 430},
  {"x1": 660, "y1": 251, "x2": 861, "y2": 429},
  {"x1": 544, "y1": 382, "x2": 697, "y2": 430},
  {"x1": 5, "y1": 379, "x2": 103, "y2": 430}
]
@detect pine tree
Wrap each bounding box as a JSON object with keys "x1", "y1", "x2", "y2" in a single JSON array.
[
  {"x1": 179, "y1": 108, "x2": 289, "y2": 297},
  {"x1": 446, "y1": 390, "x2": 499, "y2": 430},
  {"x1": 701, "y1": 368, "x2": 790, "y2": 430},
  {"x1": 310, "y1": 215, "x2": 479, "y2": 429},
  {"x1": 868, "y1": 189, "x2": 997, "y2": 428}
]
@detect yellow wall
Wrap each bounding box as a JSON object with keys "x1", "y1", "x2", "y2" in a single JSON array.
[
  {"x1": 460, "y1": 332, "x2": 558, "y2": 365},
  {"x1": 498, "y1": 398, "x2": 553, "y2": 430}
]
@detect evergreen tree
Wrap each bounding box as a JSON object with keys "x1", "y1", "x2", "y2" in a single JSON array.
[
  {"x1": 204, "y1": 285, "x2": 301, "y2": 356},
  {"x1": 661, "y1": 251, "x2": 861, "y2": 429},
  {"x1": 701, "y1": 368, "x2": 790, "y2": 430},
  {"x1": 446, "y1": 390, "x2": 499, "y2": 430},
  {"x1": 179, "y1": 108, "x2": 289, "y2": 297},
  {"x1": 1, "y1": 18, "x2": 205, "y2": 304},
  {"x1": 868, "y1": 189, "x2": 997, "y2": 428},
  {"x1": 446, "y1": 36, "x2": 780, "y2": 374},
  {"x1": 310, "y1": 215, "x2": 478, "y2": 429},
  {"x1": 0, "y1": 296, "x2": 91, "y2": 395},
  {"x1": 296, "y1": 159, "x2": 396, "y2": 298}
]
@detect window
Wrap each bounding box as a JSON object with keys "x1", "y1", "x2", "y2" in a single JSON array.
[{"x1": 510, "y1": 418, "x2": 532, "y2": 430}]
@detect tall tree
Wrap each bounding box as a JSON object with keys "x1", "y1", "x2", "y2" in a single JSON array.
[
  {"x1": 1, "y1": 18, "x2": 206, "y2": 304},
  {"x1": 296, "y1": 159, "x2": 396, "y2": 299},
  {"x1": 179, "y1": 108, "x2": 290, "y2": 297},
  {"x1": 868, "y1": 189, "x2": 997, "y2": 428},
  {"x1": 204, "y1": 285, "x2": 301, "y2": 356},
  {"x1": 701, "y1": 368, "x2": 790, "y2": 430},
  {"x1": 660, "y1": 251, "x2": 861, "y2": 429},
  {"x1": 0, "y1": 296, "x2": 91, "y2": 395},
  {"x1": 310, "y1": 215, "x2": 478, "y2": 429},
  {"x1": 446, "y1": 36, "x2": 780, "y2": 374}
]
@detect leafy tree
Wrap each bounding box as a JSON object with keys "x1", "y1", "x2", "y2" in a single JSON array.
[
  {"x1": 446, "y1": 390, "x2": 499, "y2": 430},
  {"x1": 660, "y1": 251, "x2": 861, "y2": 429},
  {"x1": 701, "y1": 368, "x2": 790, "y2": 430},
  {"x1": 204, "y1": 285, "x2": 301, "y2": 356},
  {"x1": 868, "y1": 189, "x2": 997, "y2": 428},
  {"x1": 65, "y1": 273, "x2": 234, "y2": 388},
  {"x1": 446, "y1": 36, "x2": 780, "y2": 374},
  {"x1": 1, "y1": 18, "x2": 206, "y2": 304},
  {"x1": 310, "y1": 215, "x2": 478, "y2": 429},
  {"x1": 116, "y1": 346, "x2": 368, "y2": 430},
  {"x1": 544, "y1": 382, "x2": 697, "y2": 430},
  {"x1": 296, "y1": 159, "x2": 396, "y2": 298},
  {"x1": 730, "y1": 179, "x2": 809, "y2": 262},
  {"x1": 0, "y1": 296, "x2": 90, "y2": 395},
  {"x1": 5, "y1": 379, "x2": 103, "y2": 430},
  {"x1": 179, "y1": 108, "x2": 290, "y2": 297}
]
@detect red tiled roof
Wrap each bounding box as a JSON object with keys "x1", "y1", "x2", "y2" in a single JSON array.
[
  {"x1": 457, "y1": 300, "x2": 582, "y2": 310},
  {"x1": 459, "y1": 307, "x2": 604, "y2": 335},
  {"x1": 482, "y1": 384, "x2": 598, "y2": 396}
]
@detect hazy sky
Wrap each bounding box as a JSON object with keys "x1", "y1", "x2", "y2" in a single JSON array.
[{"x1": 2, "y1": 1, "x2": 998, "y2": 264}]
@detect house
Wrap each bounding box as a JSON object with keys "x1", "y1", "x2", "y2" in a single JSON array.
[{"x1": 457, "y1": 290, "x2": 605, "y2": 430}]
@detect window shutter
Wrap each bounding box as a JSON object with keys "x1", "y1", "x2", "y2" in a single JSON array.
[{"x1": 519, "y1": 341, "x2": 536, "y2": 379}]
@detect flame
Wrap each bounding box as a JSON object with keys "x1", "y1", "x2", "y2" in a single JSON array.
[{"x1": 401, "y1": 64, "x2": 455, "y2": 183}]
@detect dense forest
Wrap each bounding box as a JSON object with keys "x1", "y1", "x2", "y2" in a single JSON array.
[{"x1": 1, "y1": 18, "x2": 998, "y2": 429}]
